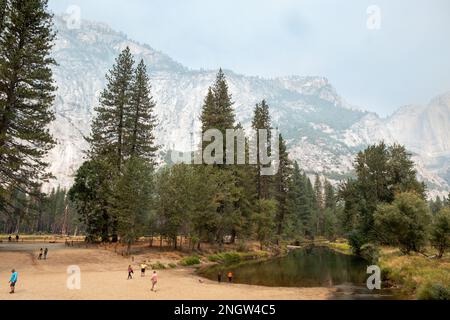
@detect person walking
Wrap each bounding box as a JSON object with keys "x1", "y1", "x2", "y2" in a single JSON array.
[
  {"x1": 127, "y1": 265, "x2": 134, "y2": 280},
  {"x1": 43, "y1": 248, "x2": 48, "y2": 260},
  {"x1": 150, "y1": 271, "x2": 158, "y2": 292},
  {"x1": 227, "y1": 271, "x2": 233, "y2": 283},
  {"x1": 38, "y1": 248, "x2": 43, "y2": 260},
  {"x1": 9, "y1": 269, "x2": 18, "y2": 294},
  {"x1": 140, "y1": 262, "x2": 147, "y2": 277}
]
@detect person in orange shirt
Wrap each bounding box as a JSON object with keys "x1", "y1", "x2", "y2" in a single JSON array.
[{"x1": 227, "y1": 271, "x2": 233, "y2": 283}]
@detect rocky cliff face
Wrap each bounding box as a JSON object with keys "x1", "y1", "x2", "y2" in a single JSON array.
[{"x1": 46, "y1": 16, "x2": 450, "y2": 197}]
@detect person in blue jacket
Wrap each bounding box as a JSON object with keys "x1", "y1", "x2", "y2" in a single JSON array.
[{"x1": 9, "y1": 269, "x2": 18, "y2": 294}]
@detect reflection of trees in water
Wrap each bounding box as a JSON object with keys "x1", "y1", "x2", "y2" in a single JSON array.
[{"x1": 200, "y1": 246, "x2": 368, "y2": 288}]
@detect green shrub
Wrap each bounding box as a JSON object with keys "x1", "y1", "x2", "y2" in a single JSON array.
[
  {"x1": 417, "y1": 282, "x2": 450, "y2": 300},
  {"x1": 151, "y1": 261, "x2": 166, "y2": 270},
  {"x1": 207, "y1": 254, "x2": 222, "y2": 262},
  {"x1": 168, "y1": 263, "x2": 177, "y2": 269},
  {"x1": 360, "y1": 243, "x2": 380, "y2": 264},
  {"x1": 348, "y1": 230, "x2": 365, "y2": 255},
  {"x1": 207, "y1": 252, "x2": 242, "y2": 264},
  {"x1": 222, "y1": 252, "x2": 241, "y2": 264},
  {"x1": 180, "y1": 256, "x2": 201, "y2": 266}
]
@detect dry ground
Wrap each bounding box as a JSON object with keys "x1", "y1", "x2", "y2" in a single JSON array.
[{"x1": 0, "y1": 243, "x2": 334, "y2": 300}]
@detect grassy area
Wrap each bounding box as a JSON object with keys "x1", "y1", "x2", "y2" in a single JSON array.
[
  {"x1": 179, "y1": 255, "x2": 201, "y2": 266},
  {"x1": 379, "y1": 247, "x2": 450, "y2": 299},
  {"x1": 322, "y1": 240, "x2": 353, "y2": 255},
  {"x1": 207, "y1": 251, "x2": 269, "y2": 265},
  {"x1": 325, "y1": 240, "x2": 450, "y2": 299}
]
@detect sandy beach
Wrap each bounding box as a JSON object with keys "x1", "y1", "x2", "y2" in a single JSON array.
[{"x1": 0, "y1": 243, "x2": 334, "y2": 300}]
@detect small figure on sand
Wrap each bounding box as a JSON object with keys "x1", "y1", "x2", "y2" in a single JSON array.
[
  {"x1": 140, "y1": 262, "x2": 147, "y2": 277},
  {"x1": 8, "y1": 235, "x2": 12, "y2": 242},
  {"x1": 38, "y1": 248, "x2": 43, "y2": 260},
  {"x1": 217, "y1": 271, "x2": 222, "y2": 283},
  {"x1": 127, "y1": 265, "x2": 134, "y2": 280},
  {"x1": 9, "y1": 269, "x2": 18, "y2": 294},
  {"x1": 227, "y1": 271, "x2": 233, "y2": 283},
  {"x1": 150, "y1": 271, "x2": 158, "y2": 292},
  {"x1": 15, "y1": 234, "x2": 19, "y2": 242},
  {"x1": 44, "y1": 247, "x2": 48, "y2": 260}
]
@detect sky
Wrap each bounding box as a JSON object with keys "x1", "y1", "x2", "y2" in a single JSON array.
[{"x1": 48, "y1": 0, "x2": 450, "y2": 116}]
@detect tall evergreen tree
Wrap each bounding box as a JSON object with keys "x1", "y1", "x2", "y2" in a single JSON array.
[
  {"x1": 313, "y1": 173, "x2": 324, "y2": 235},
  {"x1": 0, "y1": 0, "x2": 6, "y2": 31},
  {"x1": 0, "y1": 0, "x2": 56, "y2": 213},
  {"x1": 111, "y1": 157, "x2": 154, "y2": 253},
  {"x1": 68, "y1": 159, "x2": 114, "y2": 242},
  {"x1": 274, "y1": 134, "x2": 292, "y2": 242},
  {"x1": 324, "y1": 179, "x2": 336, "y2": 210},
  {"x1": 251, "y1": 100, "x2": 272, "y2": 200},
  {"x1": 126, "y1": 60, "x2": 158, "y2": 162},
  {"x1": 198, "y1": 69, "x2": 242, "y2": 246},
  {"x1": 287, "y1": 162, "x2": 312, "y2": 238},
  {"x1": 199, "y1": 68, "x2": 235, "y2": 164},
  {"x1": 87, "y1": 47, "x2": 134, "y2": 171},
  {"x1": 341, "y1": 142, "x2": 426, "y2": 253}
]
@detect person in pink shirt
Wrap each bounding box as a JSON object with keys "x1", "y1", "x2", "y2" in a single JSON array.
[
  {"x1": 150, "y1": 271, "x2": 158, "y2": 292},
  {"x1": 127, "y1": 265, "x2": 134, "y2": 280}
]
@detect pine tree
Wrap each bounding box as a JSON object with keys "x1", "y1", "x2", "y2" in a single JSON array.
[
  {"x1": 341, "y1": 142, "x2": 427, "y2": 253},
  {"x1": 251, "y1": 100, "x2": 272, "y2": 200},
  {"x1": 313, "y1": 174, "x2": 324, "y2": 235},
  {"x1": 126, "y1": 60, "x2": 158, "y2": 162},
  {"x1": 387, "y1": 144, "x2": 426, "y2": 198},
  {"x1": 68, "y1": 159, "x2": 114, "y2": 242},
  {"x1": 198, "y1": 69, "x2": 241, "y2": 246},
  {"x1": 0, "y1": 0, "x2": 6, "y2": 31},
  {"x1": 0, "y1": 0, "x2": 56, "y2": 214},
  {"x1": 200, "y1": 68, "x2": 235, "y2": 164},
  {"x1": 287, "y1": 162, "x2": 310, "y2": 238},
  {"x1": 274, "y1": 134, "x2": 292, "y2": 242},
  {"x1": 324, "y1": 179, "x2": 336, "y2": 210},
  {"x1": 430, "y1": 207, "x2": 450, "y2": 258},
  {"x1": 431, "y1": 196, "x2": 443, "y2": 215},
  {"x1": 253, "y1": 199, "x2": 277, "y2": 250},
  {"x1": 87, "y1": 47, "x2": 135, "y2": 171},
  {"x1": 111, "y1": 157, "x2": 154, "y2": 254}
]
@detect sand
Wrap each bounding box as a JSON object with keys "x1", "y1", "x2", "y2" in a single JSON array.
[{"x1": 0, "y1": 244, "x2": 334, "y2": 300}]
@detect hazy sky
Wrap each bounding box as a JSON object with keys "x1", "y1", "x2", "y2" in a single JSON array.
[{"x1": 48, "y1": 0, "x2": 450, "y2": 116}]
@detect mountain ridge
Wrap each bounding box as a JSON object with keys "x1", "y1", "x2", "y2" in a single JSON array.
[{"x1": 46, "y1": 16, "x2": 450, "y2": 198}]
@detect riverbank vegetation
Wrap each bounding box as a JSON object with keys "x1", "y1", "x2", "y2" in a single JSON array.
[{"x1": 320, "y1": 240, "x2": 450, "y2": 299}]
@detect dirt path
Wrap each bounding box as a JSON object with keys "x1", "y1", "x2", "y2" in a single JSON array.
[{"x1": 0, "y1": 246, "x2": 334, "y2": 300}]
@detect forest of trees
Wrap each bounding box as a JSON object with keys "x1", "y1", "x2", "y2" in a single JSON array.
[{"x1": 1, "y1": 0, "x2": 449, "y2": 260}]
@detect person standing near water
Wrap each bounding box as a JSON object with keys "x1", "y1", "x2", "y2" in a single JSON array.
[
  {"x1": 127, "y1": 265, "x2": 134, "y2": 280},
  {"x1": 38, "y1": 248, "x2": 43, "y2": 260},
  {"x1": 227, "y1": 271, "x2": 233, "y2": 283},
  {"x1": 217, "y1": 271, "x2": 222, "y2": 283},
  {"x1": 43, "y1": 248, "x2": 48, "y2": 260},
  {"x1": 9, "y1": 269, "x2": 18, "y2": 294},
  {"x1": 150, "y1": 271, "x2": 158, "y2": 292}
]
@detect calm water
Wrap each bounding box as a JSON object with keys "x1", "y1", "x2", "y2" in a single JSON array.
[{"x1": 200, "y1": 246, "x2": 405, "y2": 300}]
